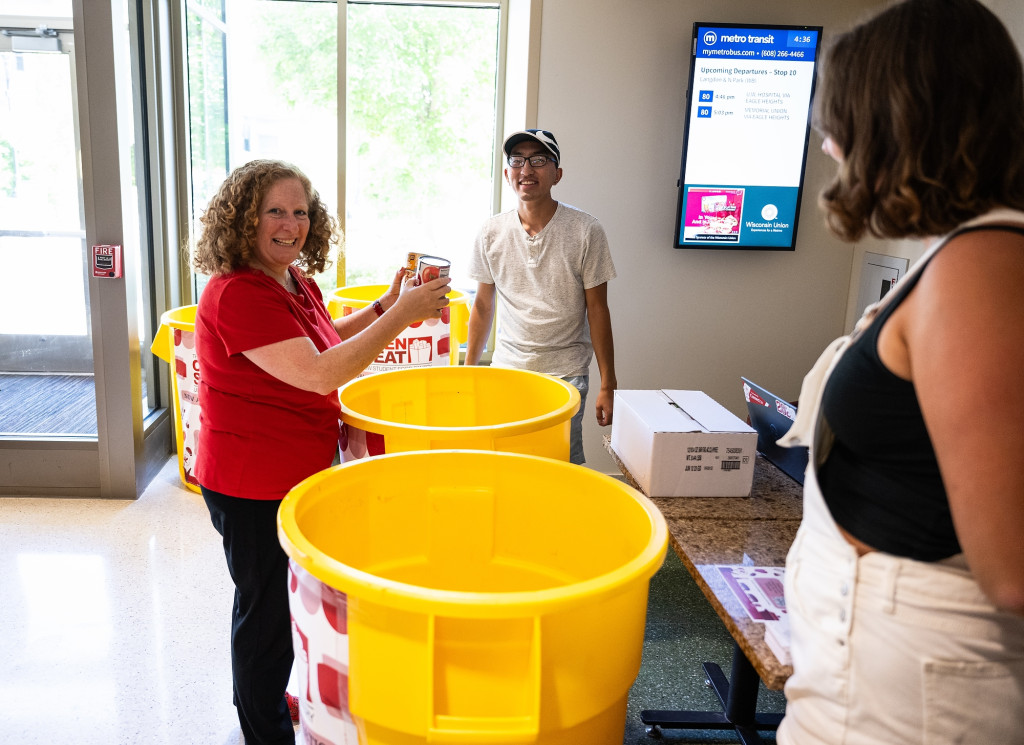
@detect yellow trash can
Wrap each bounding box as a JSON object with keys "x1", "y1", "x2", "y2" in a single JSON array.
[
  {"x1": 337, "y1": 366, "x2": 580, "y2": 462},
  {"x1": 327, "y1": 284, "x2": 470, "y2": 374},
  {"x1": 150, "y1": 305, "x2": 201, "y2": 493},
  {"x1": 278, "y1": 450, "x2": 669, "y2": 745}
]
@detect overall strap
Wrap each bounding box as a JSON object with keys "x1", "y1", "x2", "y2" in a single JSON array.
[{"x1": 778, "y1": 209, "x2": 1024, "y2": 459}]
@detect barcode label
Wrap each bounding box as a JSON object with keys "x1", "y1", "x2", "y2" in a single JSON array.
[{"x1": 721, "y1": 460, "x2": 740, "y2": 471}]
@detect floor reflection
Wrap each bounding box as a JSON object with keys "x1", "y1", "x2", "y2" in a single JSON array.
[{"x1": 0, "y1": 458, "x2": 244, "y2": 745}]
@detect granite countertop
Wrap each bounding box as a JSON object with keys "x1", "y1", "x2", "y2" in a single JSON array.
[
  {"x1": 667, "y1": 519, "x2": 799, "y2": 689},
  {"x1": 604, "y1": 435, "x2": 803, "y2": 689}
]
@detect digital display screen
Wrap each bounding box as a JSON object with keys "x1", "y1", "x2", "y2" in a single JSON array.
[{"x1": 674, "y1": 23, "x2": 822, "y2": 250}]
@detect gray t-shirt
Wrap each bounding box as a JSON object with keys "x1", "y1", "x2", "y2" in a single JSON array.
[{"x1": 467, "y1": 202, "x2": 617, "y2": 377}]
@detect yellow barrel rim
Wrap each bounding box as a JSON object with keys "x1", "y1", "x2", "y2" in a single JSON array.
[
  {"x1": 328, "y1": 284, "x2": 469, "y2": 306},
  {"x1": 326, "y1": 284, "x2": 471, "y2": 347},
  {"x1": 337, "y1": 367, "x2": 581, "y2": 440},
  {"x1": 277, "y1": 450, "x2": 668, "y2": 618},
  {"x1": 151, "y1": 304, "x2": 197, "y2": 362}
]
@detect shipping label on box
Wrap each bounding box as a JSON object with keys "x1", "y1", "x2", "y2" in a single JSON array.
[{"x1": 611, "y1": 389, "x2": 757, "y2": 497}]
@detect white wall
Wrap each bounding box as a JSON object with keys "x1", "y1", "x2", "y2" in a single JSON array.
[
  {"x1": 986, "y1": 0, "x2": 1024, "y2": 55},
  {"x1": 838, "y1": 0, "x2": 1024, "y2": 328},
  {"x1": 526, "y1": 0, "x2": 877, "y2": 473},
  {"x1": 528, "y1": 0, "x2": 1024, "y2": 475}
]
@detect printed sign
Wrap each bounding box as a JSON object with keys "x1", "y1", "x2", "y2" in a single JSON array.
[
  {"x1": 342, "y1": 306, "x2": 451, "y2": 375},
  {"x1": 92, "y1": 244, "x2": 122, "y2": 278},
  {"x1": 675, "y1": 24, "x2": 822, "y2": 249}
]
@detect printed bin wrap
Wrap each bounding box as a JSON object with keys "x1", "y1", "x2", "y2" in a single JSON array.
[
  {"x1": 151, "y1": 306, "x2": 203, "y2": 493},
  {"x1": 173, "y1": 327, "x2": 201, "y2": 487},
  {"x1": 327, "y1": 284, "x2": 470, "y2": 377},
  {"x1": 343, "y1": 308, "x2": 450, "y2": 376},
  {"x1": 339, "y1": 421, "x2": 386, "y2": 462},
  {"x1": 289, "y1": 560, "x2": 359, "y2": 745}
]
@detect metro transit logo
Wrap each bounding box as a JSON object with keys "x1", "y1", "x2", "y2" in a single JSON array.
[{"x1": 703, "y1": 31, "x2": 718, "y2": 46}]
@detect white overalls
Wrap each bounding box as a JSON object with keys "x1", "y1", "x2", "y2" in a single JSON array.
[{"x1": 776, "y1": 211, "x2": 1024, "y2": 745}]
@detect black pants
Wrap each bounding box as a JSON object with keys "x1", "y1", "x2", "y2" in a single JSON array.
[{"x1": 202, "y1": 487, "x2": 295, "y2": 745}]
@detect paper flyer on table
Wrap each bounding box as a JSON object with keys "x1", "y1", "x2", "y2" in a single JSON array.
[
  {"x1": 716, "y1": 565, "x2": 787, "y2": 622},
  {"x1": 715, "y1": 564, "x2": 792, "y2": 664},
  {"x1": 764, "y1": 616, "x2": 792, "y2": 665}
]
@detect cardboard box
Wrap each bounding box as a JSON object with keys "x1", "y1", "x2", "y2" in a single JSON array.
[{"x1": 611, "y1": 390, "x2": 757, "y2": 497}]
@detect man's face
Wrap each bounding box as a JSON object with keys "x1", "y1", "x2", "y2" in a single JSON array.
[{"x1": 504, "y1": 140, "x2": 562, "y2": 203}]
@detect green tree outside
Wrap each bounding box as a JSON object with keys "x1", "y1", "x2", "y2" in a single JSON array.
[{"x1": 253, "y1": 1, "x2": 499, "y2": 289}]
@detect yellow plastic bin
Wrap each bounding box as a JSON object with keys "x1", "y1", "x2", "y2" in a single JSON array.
[
  {"x1": 327, "y1": 284, "x2": 470, "y2": 374},
  {"x1": 150, "y1": 305, "x2": 201, "y2": 493},
  {"x1": 337, "y1": 366, "x2": 580, "y2": 462},
  {"x1": 278, "y1": 450, "x2": 669, "y2": 745}
]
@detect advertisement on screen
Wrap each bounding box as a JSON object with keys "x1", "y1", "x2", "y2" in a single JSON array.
[{"x1": 674, "y1": 24, "x2": 822, "y2": 250}]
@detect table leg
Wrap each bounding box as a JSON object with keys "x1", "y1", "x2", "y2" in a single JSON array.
[{"x1": 640, "y1": 642, "x2": 784, "y2": 744}]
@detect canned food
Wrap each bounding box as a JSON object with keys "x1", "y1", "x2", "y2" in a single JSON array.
[
  {"x1": 416, "y1": 255, "x2": 451, "y2": 323},
  {"x1": 405, "y1": 252, "x2": 426, "y2": 279},
  {"x1": 416, "y1": 255, "x2": 450, "y2": 285}
]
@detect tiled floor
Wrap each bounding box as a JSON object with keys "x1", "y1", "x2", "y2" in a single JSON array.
[
  {"x1": 0, "y1": 458, "x2": 244, "y2": 745},
  {"x1": 0, "y1": 456, "x2": 782, "y2": 745}
]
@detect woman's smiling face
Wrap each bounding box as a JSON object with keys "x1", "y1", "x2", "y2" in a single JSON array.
[{"x1": 252, "y1": 177, "x2": 310, "y2": 273}]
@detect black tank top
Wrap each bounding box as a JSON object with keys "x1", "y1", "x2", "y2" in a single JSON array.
[{"x1": 819, "y1": 225, "x2": 1024, "y2": 561}]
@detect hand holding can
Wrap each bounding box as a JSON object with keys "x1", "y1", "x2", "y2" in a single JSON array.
[{"x1": 416, "y1": 255, "x2": 451, "y2": 323}]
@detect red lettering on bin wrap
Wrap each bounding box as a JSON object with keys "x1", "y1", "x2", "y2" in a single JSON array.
[
  {"x1": 340, "y1": 425, "x2": 387, "y2": 461},
  {"x1": 302, "y1": 726, "x2": 338, "y2": 745},
  {"x1": 377, "y1": 337, "x2": 431, "y2": 365},
  {"x1": 316, "y1": 658, "x2": 350, "y2": 716},
  {"x1": 366, "y1": 431, "x2": 386, "y2": 456},
  {"x1": 321, "y1": 585, "x2": 347, "y2": 634}
]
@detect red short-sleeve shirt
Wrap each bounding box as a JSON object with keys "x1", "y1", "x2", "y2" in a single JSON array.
[{"x1": 194, "y1": 266, "x2": 342, "y2": 500}]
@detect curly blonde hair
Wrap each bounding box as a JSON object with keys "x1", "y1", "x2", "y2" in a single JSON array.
[
  {"x1": 192, "y1": 159, "x2": 340, "y2": 276},
  {"x1": 815, "y1": 0, "x2": 1024, "y2": 242}
]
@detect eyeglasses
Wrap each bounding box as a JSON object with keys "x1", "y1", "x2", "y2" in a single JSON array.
[{"x1": 506, "y1": 154, "x2": 556, "y2": 168}]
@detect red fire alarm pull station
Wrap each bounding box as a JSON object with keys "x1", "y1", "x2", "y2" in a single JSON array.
[{"x1": 92, "y1": 244, "x2": 122, "y2": 278}]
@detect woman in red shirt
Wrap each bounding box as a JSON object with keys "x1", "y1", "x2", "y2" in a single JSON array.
[{"x1": 191, "y1": 159, "x2": 449, "y2": 745}]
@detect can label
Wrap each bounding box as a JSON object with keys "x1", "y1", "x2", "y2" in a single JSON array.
[
  {"x1": 405, "y1": 252, "x2": 425, "y2": 279},
  {"x1": 416, "y1": 255, "x2": 451, "y2": 324},
  {"x1": 415, "y1": 254, "x2": 450, "y2": 284}
]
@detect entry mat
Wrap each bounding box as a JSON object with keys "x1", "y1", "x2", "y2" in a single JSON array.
[{"x1": 0, "y1": 373, "x2": 98, "y2": 436}]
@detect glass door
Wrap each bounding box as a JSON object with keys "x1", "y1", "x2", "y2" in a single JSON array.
[
  {"x1": 0, "y1": 24, "x2": 96, "y2": 437},
  {"x1": 1, "y1": 0, "x2": 172, "y2": 498}
]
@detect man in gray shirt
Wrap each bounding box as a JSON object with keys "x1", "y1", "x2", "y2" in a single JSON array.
[{"x1": 466, "y1": 129, "x2": 617, "y2": 464}]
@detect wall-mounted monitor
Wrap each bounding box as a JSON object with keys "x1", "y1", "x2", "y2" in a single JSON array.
[{"x1": 674, "y1": 23, "x2": 822, "y2": 250}]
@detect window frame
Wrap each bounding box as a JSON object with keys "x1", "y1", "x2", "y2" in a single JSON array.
[
  {"x1": 170, "y1": 0, "x2": 544, "y2": 360},
  {"x1": 338, "y1": 0, "x2": 507, "y2": 361}
]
